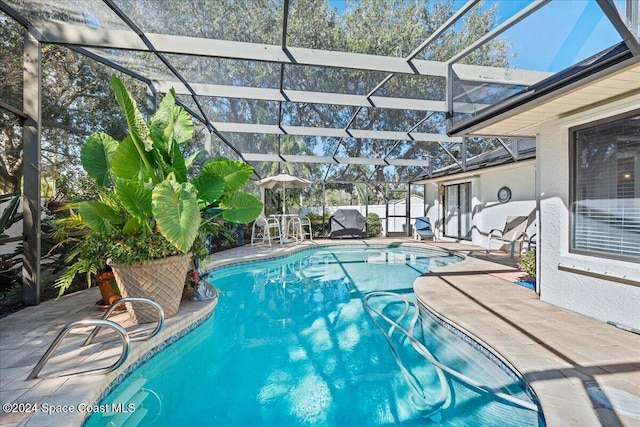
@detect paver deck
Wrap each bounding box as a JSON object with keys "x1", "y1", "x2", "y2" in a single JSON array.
[
  {"x1": 414, "y1": 242, "x2": 640, "y2": 427},
  {"x1": 1, "y1": 239, "x2": 638, "y2": 426}
]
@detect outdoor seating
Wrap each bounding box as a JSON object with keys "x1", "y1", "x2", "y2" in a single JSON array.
[
  {"x1": 413, "y1": 217, "x2": 435, "y2": 241},
  {"x1": 299, "y1": 215, "x2": 313, "y2": 241},
  {"x1": 286, "y1": 216, "x2": 303, "y2": 243},
  {"x1": 487, "y1": 216, "x2": 529, "y2": 258},
  {"x1": 251, "y1": 216, "x2": 281, "y2": 247}
]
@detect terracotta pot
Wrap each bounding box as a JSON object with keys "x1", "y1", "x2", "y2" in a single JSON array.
[
  {"x1": 108, "y1": 253, "x2": 191, "y2": 323},
  {"x1": 96, "y1": 271, "x2": 121, "y2": 306}
]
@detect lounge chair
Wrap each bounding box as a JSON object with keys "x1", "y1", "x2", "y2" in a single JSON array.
[
  {"x1": 487, "y1": 215, "x2": 529, "y2": 258},
  {"x1": 414, "y1": 217, "x2": 435, "y2": 241}
]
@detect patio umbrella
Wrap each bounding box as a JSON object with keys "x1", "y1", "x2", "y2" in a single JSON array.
[{"x1": 256, "y1": 173, "x2": 312, "y2": 216}]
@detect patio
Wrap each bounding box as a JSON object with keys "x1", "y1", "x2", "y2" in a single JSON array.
[
  {"x1": 1, "y1": 1, "x2": 639, "y2": 425},
  {"x1": 1, "y1": 239, "x2": 638, "y2": 426}
]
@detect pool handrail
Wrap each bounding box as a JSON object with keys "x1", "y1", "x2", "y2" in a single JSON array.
[
  {"x1": 363, "y1": 291, "x2": 540, "y2": 413},
  {"x1": 83, "y1": 297, "x2": 164, "y2": 346},
  {"x1": 26, "y1": 319, "x2": 130, "y2": 380}
]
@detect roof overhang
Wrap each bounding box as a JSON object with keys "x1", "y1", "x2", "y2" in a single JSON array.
[
  {"x1": 412, "y1": 157, "x2": 536, "y2": 185},
  {"x1": 448, "y1": 44, "x2": 640, "y2": 137}
]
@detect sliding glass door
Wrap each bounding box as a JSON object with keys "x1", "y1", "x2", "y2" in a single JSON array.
[{"x1": 443, "y1": 182, "x2": 471, "y2": 240}]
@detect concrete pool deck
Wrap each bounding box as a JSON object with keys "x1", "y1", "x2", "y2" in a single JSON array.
[
  {"x1": 0, "y1": 238, "x2": 638, "y2": 426},
  {"x1": 414, "y1": 242, "x2": 640, "y2": 427}
]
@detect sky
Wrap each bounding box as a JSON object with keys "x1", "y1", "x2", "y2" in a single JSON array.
[
  {"x1": 326, "y1": 0, "x2": 624, "y2": 73},
  {"x1": 493, "y1": 0, "x2": 623, "y2": 72}
]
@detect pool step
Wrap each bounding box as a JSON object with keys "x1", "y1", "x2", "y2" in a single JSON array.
[
  {"x1": 103, "y1": 378, "x2": 154, "y2": 427},
  {"x1": 108, "y1": 378, "x2": 147, "y2": 412}
]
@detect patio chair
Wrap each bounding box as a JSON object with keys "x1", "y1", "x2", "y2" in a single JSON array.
[
  {"x1": 299, "y1": 215, "x2": 313, "y2": 241},
  {"x1": 251, "y1": 216, "x2": 281, "y2": 247},
  {"x1": 487, "y1": 216, "x2": 529, "y2": 258},
  {"x1": 287, "y1": 216, "x2": 303, "y2": 243},
  {"x1": 413, "y1": 217, "x2": 435, "y2": 241}
]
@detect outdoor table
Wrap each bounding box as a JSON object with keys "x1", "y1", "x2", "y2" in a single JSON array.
[{"x1": 269, "y1": 214, "x2": 298, "y2": 243}]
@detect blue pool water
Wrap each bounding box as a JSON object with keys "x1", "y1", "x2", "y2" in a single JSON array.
[{"x1": 86, "y1": 246, "x2": 544, "y2": 426}]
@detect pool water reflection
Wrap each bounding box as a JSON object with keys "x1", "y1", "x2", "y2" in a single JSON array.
[{"x1": 86, "y1": 246, "x2": 543, "y2": 427}]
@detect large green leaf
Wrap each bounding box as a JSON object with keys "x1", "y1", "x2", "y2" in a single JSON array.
[
  {"x1": 80, "y1": 132, "x2": 119, "y2": 186},
  {"x1": 122, "y1": 217, "x2": 143, "y2": 234},
  {"x1": 191, "y1": 173, "x2": 225, "y2": 205},
  {"x1": 78, "y1": 201, "x2": 124, "y2": 233},
  {"x1": 220, "y1": 192, "x2": 263, "y2": 223},
  {"x1": 111, "y1": 75, "x2": 153, "y2": 152},
  {"x1": 111, "y1": 75, "x2": 160, "y2": 184},
  {"x1": 115, "y1": 178, "x2": 152, "y2": 224},
  {"x1": 149, "y1": 89, "x2": 193, "y2": 153},
  {"x1": 112, "y1": 136, "x2": 155, "y2": 182},
  {"x1": 169, "y1": 142, "x2": 188, "y2": 183},
  {"x1": 201, "y1": 157, "x2": 253, "y2": 192},
  {"x1": 152, "y1": 180, "x2": 200, "y2": 252}
]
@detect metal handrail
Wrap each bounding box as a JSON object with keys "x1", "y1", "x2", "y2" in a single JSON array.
[
  {"x1": 26, "y1": 319, "x2": 130, "y2": 380},
  {"x1": 84, "y1": 297, "x2": 164, "y2": 346}
]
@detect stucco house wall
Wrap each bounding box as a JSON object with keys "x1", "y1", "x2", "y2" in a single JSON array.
[
  {"x1": 537, "y1": 93, "x2": 640, "y2": 329},
  {"x1": 423, "y1": 161, "x2": 537, "y2": 248}
]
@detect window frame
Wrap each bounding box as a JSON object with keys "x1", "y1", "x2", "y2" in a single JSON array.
[{"x1": 569, "y1": 109, "x2": 640, "y2": 262}]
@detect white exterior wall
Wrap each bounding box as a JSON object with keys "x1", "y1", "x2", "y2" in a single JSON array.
[
  {"x1": 538, "y1": 94, "x2": 640, "y2": 329},
  {"x1": 423, "y1": 162, "x2": 537, "y2": 248}
]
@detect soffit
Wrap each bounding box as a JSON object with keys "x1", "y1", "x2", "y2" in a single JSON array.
[{"x1": 467, "y1": 61, "x2": 640, "y2": 137}]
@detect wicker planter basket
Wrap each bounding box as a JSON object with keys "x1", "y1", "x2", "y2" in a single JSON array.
[{"x1": 108, "y1": 253, "x2": 191, "y2": 323}]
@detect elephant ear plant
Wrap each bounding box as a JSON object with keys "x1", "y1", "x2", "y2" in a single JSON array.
[{"x1": 55, "y1": 75, "x2": 262, "y2": 318}]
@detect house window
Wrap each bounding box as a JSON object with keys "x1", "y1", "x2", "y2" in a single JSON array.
[{"x1": 571, "y1": 111, "x2": 640, "y2": 260}]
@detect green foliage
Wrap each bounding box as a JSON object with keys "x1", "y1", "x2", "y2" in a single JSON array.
[
  {"x1": 52, "y1": 230, "x2": 111, "y2": 297},
  {"x1": 74, "y1": 75, "x2": 262, "y2": 253},
  {"x1": 151, "y1": 180, "x2": 200, "y2": 253},
  {"x1": 366, "y1": 212, "x2": 383, "y2": 237},
  {"x1": 519, "y1": 250, "x2": 536, "y2": 278},
  {"x1": 53, "y1": 76, "x2": 263, "y2": 296},
  {"x1": 103, "y1": 232, "x2": 183, "y2": 265},
  {"x1": 305, "y1": 212, "x2": 330, "y2": 238},
  {"x1": 80, "y1": 132, "x2": 119, "y2": 186}
]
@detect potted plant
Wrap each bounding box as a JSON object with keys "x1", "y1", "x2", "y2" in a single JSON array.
[{"x1": 56, "y1": 75, "x2": 262, "y2": 322}]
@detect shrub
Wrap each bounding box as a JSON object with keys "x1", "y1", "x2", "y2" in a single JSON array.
[
  {"x1": 306, "y1": 212, "x2": 329, "y2": 238},
  {"x1": 519, "y1": 250, "x2": 536, "y2": 277},
  {"x1": 367, "y1": 212, "x2": 382, "y2": 237}
]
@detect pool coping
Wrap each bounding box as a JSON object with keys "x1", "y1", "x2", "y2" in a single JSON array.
[
  {"x1": 0, "y1": 289, "x2": 218, "y2": 426},
  {"x1": 412, "y1": 249, "x2": 640, "y2": 427}
]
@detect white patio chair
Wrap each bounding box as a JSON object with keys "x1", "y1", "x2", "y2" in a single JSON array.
[
  {"x1": 287, "y1": 216, "x2": 303, "y2": 243},
  {"x1": 251, "y1": 216, "x2": 281, "y2": 247},
  {"x1": 299, "y1": 215, "x2": 313, "y2": 241},
  {"x1": 487, "y1": 216, "x2": 529, "y2": 258}
]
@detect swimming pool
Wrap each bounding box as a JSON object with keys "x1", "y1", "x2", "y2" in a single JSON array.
[{"x1": 85, "y1": 245, "x2": 544, "y2": 426}]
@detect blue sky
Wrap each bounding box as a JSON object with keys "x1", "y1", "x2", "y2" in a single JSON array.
[
  {"x1": 493, "y1": 0, "x2": 623, "y2": 72},
  {"x1": 327, "y1": 0, "x2": 624, "y2": 72}
]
